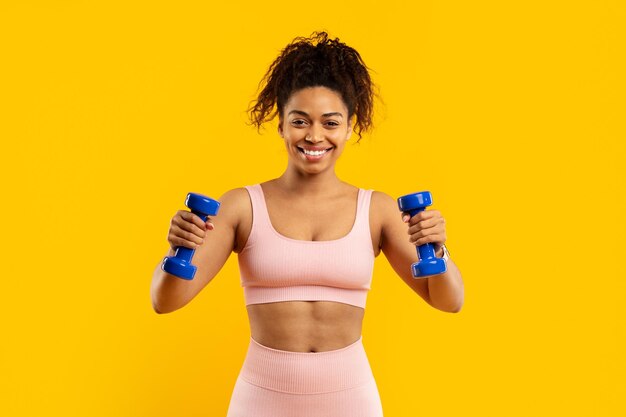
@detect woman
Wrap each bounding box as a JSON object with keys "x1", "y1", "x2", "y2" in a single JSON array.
[{"x1": 151, "y1": 31, "x2": 464, "y2": 417}]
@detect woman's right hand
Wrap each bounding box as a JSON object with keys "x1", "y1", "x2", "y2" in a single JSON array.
[{"x1": 167, "y1": 210, "x2": 214, "y2": 250}]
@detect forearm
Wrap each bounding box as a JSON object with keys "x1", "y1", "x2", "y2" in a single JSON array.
[
  {"x1": 427, "y1": 248, "x2": 464, "y2": 312},
  {"x1": 151, "y1": 248, "x2": 193, "y2": 314}
]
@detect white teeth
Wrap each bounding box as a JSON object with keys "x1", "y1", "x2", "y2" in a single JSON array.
[{"x1": 302, "y1": 148, "x2": 329, "y2": 156}]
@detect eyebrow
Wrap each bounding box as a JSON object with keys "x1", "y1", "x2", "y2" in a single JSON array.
[{"x1": 288, "y1": 110, "x2": 344, "y2": 118}]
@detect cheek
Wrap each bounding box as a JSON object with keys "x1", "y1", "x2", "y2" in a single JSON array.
[{"x1": 331, "y1": 132, "x2": 350, "y2": 145}]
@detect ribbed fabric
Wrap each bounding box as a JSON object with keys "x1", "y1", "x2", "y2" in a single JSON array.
[
  {"x1": 226, "y1": 336, "x2": 384, "y2": 417},
  {"x1": 242, "y1": 335, "x2": 371, "y2": 394},
  {"x1": 243, "y1": 285, "x2": 369, "y2": 308},
  {"x1": 237, "y1": 184, "x2": 375, "y2": 309}
]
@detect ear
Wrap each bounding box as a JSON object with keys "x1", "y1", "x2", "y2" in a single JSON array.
[
  {"x1": 346, "y1": 116, "x2": 354, "y2": 140},
  {"x1": 277, "y1": 119, "x2": 284, "y2": 138}
]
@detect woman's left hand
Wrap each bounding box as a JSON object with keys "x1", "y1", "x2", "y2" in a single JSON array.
[{"x1": 401, "y1": 209, "x2": 447, "y2": 255}]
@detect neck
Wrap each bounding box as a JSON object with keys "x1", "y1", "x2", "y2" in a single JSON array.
[{"x1": 277, "y1": 164, "x2": 343, "y2": 195}]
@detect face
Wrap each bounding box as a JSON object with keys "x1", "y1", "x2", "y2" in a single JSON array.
[{"x1": 278, "y1": 86, "x2": 353, "y2": 175}]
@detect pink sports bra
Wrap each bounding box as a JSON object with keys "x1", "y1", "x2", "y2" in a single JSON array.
[{"x1": 237, "y1": 184, "x2": 375, "y2": 309}]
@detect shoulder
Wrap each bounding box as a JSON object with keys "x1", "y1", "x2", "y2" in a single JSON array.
[
  {"x1": 216, "y1": 187, "x2": 253, "y2": 223},
  {"x1": 370, "y1": 190, "x2": 398, "y2": 218},
  {"x1": 219, "y1": 187, "x2": 251, "y2": 206},
  {"x1": 368, "y1": 190, "x2": 401, "y2": 234},
  {"x1": 366, "y1": 191, "x2": 400, "y2": 253},
  {"x1": 215, "y1": 187, "x2": 254, "y2": 253}
]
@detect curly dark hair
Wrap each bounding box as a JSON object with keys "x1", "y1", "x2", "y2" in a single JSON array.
[{"x1": 247, "y1": 31, "x2": 379, "y2": 142}]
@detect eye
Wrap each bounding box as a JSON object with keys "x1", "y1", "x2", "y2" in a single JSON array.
[
  {"x1": 326, "y1": 121, "x2": 340, "y2": 127},
  {"x1": 291, "y1": 119, "x2": 307, "y2": 126}
]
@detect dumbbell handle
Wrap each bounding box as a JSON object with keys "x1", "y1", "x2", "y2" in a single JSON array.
[{"x1": 406, "y1": 207, "x2": 439, "y2": 263}]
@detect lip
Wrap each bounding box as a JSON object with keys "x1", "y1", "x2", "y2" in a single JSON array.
[
  {"x1": 297, "y1": 145, "x2": 334, "y2": 152},
  {"x1": 296, "y1": 145, "x2": 334, "y2": 161}
]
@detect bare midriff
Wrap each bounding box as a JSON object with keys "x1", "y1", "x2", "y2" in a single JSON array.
[{"x1": 246, "y1": 300, "x2": 365, "y2": 353}]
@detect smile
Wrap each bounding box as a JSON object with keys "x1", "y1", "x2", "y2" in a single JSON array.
[{"x1": 297, "y1": 146, "x2": 334, "y2": 161}]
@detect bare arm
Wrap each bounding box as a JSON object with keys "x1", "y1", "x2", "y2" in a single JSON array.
[
  {"x1": 375, "y1": 191, "x2": 464, "y2": 313},
  {"x1": 150, "y1": 188, "x2": 249, "y2": 313}
]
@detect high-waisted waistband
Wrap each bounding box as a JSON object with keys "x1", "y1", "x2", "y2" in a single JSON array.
[{"x1": 238, "y1": 335, "x2": 375, "y2": 394}]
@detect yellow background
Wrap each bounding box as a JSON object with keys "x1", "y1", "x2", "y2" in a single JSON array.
[{"x1": 1, "y1": 1, "x2": 624, "y2": 416}]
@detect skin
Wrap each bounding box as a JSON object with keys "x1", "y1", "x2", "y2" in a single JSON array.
[{"x1": 157, "y1": 86, "x2": 462, "y2": 352}]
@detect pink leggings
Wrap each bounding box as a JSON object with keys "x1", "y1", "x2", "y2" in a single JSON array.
[{"x1": 226, "y1": 335, "x2": 384, "y2": 417}]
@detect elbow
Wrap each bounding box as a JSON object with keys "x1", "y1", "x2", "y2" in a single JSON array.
[
  {"x1": 439, "y1": 304, "x2": 462, "y2": 313},
  {"x1": 449, "y1": 303, "x2": 463, "y2": 313},
  {"x1": 152, "y1": 296, "x2": 172, "y2": 314},
  {"x1": 444, "y1": 289, "x2": 464, "y2": 313},
  {"x1": 426, "y1": 294, "x2": 464, "y2": 313},
  {"x1": 152, "y1": 301, "x2": 177, "y2": 314},
  {"x1": 448, "y1": 298, "x2": 464, "y2": 313},
  {"x1": 152, "y1": 299, "x2": 184, "y2": 314},
  {"x1": 434, "y1": 299, "x2": 464, "y2": 313},
  {"x1": 152, "y1": 300, "x2": 164, "y2": 314},
  {"x1": 446, "y1": 294, "x2": 464, "y2": 313}
]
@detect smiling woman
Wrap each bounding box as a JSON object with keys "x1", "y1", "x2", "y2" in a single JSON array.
[
  {"x1": 151, "y1": 30, "x2": 464, "y2": 417},
  {"x1": 278, "y1": 86, "x2": 352, "y2": 173}
]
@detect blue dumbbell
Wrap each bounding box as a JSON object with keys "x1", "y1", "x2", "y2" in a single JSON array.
[
  {"x1": 161, "y1": 192, "x2": 221, "y2": 280},
  {"x1": 397, "y1": 191, "x2": 447, "y2": 278}
]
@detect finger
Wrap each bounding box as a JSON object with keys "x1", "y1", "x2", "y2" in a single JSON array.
[
  {"x1": 170, "y1": 234, "x2": 201, "y2": 249},
  {"x1": 184, "y1": 211, "x2": 208, "y2": 230},
  {"x1": 407, "y1": 217, "x2": 443, "y2": 234},
  {"x1": 176, "y1": 213, "x2": 207, "y2": 236},
  {"x1": 174, "y1": 219, "x2": 206, "y2": 239},
  {"x1": 407, "y1": 210, "x2": 438, "y2": 226},
  {"x1": 409, "y1": 229, "x2": 430, "y2": 244},
  {"x1": 413, "y1": 234, "x2": 443, "y2": 246},
  {"x1": 172, "y1": 223, "x2": 205, "y2": 245},
  {"x1": 206, "y1": 218, "x2": 215, "y2": 230},
  {"x1": 409, "y1": 225, "x2": 446, "y2": 244}
]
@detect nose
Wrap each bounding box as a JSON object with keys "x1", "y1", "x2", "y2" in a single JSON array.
[{"x1": 306, "y1": 123, "x2": 324, "y2": 143}]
